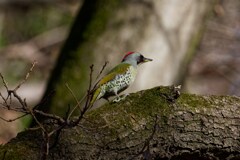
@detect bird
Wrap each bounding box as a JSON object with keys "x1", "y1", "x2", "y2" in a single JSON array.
[{"x1": 90, "y1": 51, "x2": 152, "y2": 105}]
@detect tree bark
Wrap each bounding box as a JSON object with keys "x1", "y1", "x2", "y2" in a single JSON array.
[{"x1": 1, "y1": 86, "x2": 240, "y2": 159}]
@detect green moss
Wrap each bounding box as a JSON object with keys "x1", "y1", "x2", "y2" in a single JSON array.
[
  {"x1": 176, "y1": 93, "x2": 239, "y2": 111},
  {"x1": 86, "y1": 86, "x2": 177, "y2": 133},
  {"x1": 125, "y1": 88, "x2": 170, "y2": 117},
  {"x1": 0, "y1": 141, "x2": 37, "y2": 159},
  {"x1": 177, "y1": 93, "x2": 214, "y2": 110},
  {"x1": 75, "y1": 86, "x2": 183, "y2": 143},
  {"x1": 85, "y1": 85, "x2": 240, "y2": 140}
]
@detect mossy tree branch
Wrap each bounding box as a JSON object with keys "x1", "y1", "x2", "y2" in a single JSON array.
[{"x1": 1, "y1": 86, "x2": 240, "y2": 159}]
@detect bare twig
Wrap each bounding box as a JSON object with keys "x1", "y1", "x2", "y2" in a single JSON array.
[
  {"x1": 41, "y1": 131, "x2": 49, "y2": 160},
  {"x1": 0, "y1": 61, "x2": 61, "y2": 159},
  {"x1": 91, "y1": 61, "x2": 109, "y2": 92},
  {"x1": 10, "y1": 90, "x2": 26, "y2": 108},
  {"x1": 0, "y1": 73, "x2": 9, "y2": 91},
  {"x1": 84, "y1": 65, "x2": 94, "y2": 110},
  {"x1": 65, "y1": 83, "x2": 82, "y2": 120},
  {"x1": 14, "y1": 60, "x2": 37, "y2": 91},
  {"x1": 0, "y1": 73, "x2": 12, "y2": 108},
  {"x1": 0, "y1": 113, "x2": 28, "y2": 122},
  {"x1": 0, "y1": 92, "x2": 7, "y2": 105},
  {"x1": 26, "y1": 126, "x2": 41, "y2": 131},
  {"x1": 34, "y1": 110, "x2": 65, "y2": 125},
  {"x1": 29, "y1": 106, "x2": 46, "y2": 132},
  {"x1": 95, "y1": 61, "x2": 108, "y2": 80},
  {"x1": 0, "y1": 61, "x2": 108, "y2": 159},
  {"x1": 85, "y1": 64, "x2": 94, "y2": 108},
  {"x1": 67, "y1": 93, "x2": 88, "y2": 120},
  {"x1": 71, "y1": 64, "x2": 95, "y2": 126}
]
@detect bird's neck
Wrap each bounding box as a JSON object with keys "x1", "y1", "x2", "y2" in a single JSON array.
[{"x1": 122, "y1": 60, "x2": 138, "y2": 68}]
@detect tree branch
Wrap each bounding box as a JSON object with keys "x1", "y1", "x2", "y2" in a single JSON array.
[{"x1": 0, "y1": 86, "x2": 240, "y2": 159}]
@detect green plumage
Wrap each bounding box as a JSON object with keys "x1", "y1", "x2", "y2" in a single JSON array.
[
  {"x1": 99, "y1": 63, "x2": 132, "y2": 85},
  {"x1": 90, "y1": 63, "x2": 135, "y2": 105},
  {"x1": 89, "y1": 52, "x2": 152, "y2": 105}
]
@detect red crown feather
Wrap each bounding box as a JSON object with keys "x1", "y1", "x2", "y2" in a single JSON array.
[{"x1": 122, "y1": 51, "x2": 135, "y2": 61}]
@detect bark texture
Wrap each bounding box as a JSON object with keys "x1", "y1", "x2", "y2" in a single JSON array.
[{"x1": 1, "y1": 86, "x2": 240, "y2": 159}]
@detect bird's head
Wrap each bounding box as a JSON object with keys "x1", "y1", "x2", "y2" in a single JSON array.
[{"x1": 121, "y1": 52, "x2": 153, "y2": 65}]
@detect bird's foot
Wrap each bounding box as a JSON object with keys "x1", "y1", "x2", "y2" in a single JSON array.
[
  {"x1": 112, "y1": 97, "x2": 121, "y2": 103},
  {"x1": 112, "y1": 94, "x2": 129, "y2": 103},
  {"x1": 121, "y1": 93, "x2": 129, "y2": 99}
]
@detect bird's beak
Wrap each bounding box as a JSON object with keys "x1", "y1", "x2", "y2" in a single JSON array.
[{"x1": 143, "y1": 57, "x2": 153, "y2": 63}]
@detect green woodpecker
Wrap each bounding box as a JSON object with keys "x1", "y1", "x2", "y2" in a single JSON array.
[{"x1": 90, "y1": 52, "x2": 152, "y2": 105}]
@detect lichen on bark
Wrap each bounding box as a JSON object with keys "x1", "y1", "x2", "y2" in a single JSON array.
[{"x1": 1, "y1": 86, "x2": 240, "y2": 159}]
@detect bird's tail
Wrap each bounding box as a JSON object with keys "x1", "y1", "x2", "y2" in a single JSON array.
[{"x1": 89, "y1": 88, "x2": 101, "y2": 106}]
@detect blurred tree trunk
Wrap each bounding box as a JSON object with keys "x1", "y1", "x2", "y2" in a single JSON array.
[
  {"x1": 38, "y1": 0, "x2": 122, "y2": 116},
  {"x1": 1, "y1": 86, "x2": 240, "y2": 159},
  {"x1": 37, "y1": 0, "x2": 212, "y2": 117}
]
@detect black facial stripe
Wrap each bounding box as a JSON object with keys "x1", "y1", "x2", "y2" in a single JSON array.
[{"x1": 137, "y1": 55, "x2": 144, "y2": 64}]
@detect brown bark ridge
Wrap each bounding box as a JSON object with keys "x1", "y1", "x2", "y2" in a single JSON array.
[{"x1": 1, "y1": 86, "x2": 240, "y2": 160}]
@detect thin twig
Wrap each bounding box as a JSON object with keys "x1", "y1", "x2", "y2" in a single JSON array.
[
  {"x1": 0, "y1": 104, "x2": 27, "y2": 113},
  {"x1": 0, "y1": 92, "x2": 7, "y2": 105},
  {"x1": 11, "y1": 90, "x2": 28, "y2": 110},
  {"x1": 65, "y1": 83, "x2": 82, "y2": 120},
  {"x1": 0, "y1": 113, "x2": 28, "y2": 122},
  {"x1": 49, "y1": 127, "x2": 62, "y2": 149},
  {"x1": 95, "y1": 61, "x2": 108, "y2": 80},
  {"x1": 84, "y1": 65, "x2": 94, "y2": 110},
  {"x1": 72, "y1": 65, "x2": 94, "y2": 126},
  {"x1": 91, "y1": 61, "x2": 108, "y2": 92},
  {"x1": 14, "y1": 60, "x2": 37, "y2": 91},
  {"x1": 0, "y1": 61, "x2": 65, "y2": 159},
  {"x1": 0, "y1": 73, "x2": 9, "y2": 91},
  {"x1": 67, "y1": 93, "x2": 87, "y2": 120},
  {"x1": 0, "y1": 61, "x2": 108, "y2": 158},
  {"x1": 34, "y1": 110, "x2": 65, "y2": 124},
  {"x1": 0, "y1": 73, "x2": 13, "y2": 103},
  {"x1": 41, "y1": 131, "x2": 49, "y2": 160},
  {"x1": 30, "y1": 109, "x2": 46, "y2": 133},
  {"x1": 48, "y1": 123, "x2": 66, "y2": 137},
  {"x1": 26, "y1": 126, "x2": 41, "y2": 131}
]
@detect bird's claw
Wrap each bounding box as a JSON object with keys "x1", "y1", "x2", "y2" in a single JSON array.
[
  {"x1": 122, "y1": 93, "x2": 129, "y2": 99},
  {"x1": 112, "y1": 97, "x2": 121, "y2": 103},
  {"x1": 112, "y1": 94, "x2": 129, "y2": 103}
]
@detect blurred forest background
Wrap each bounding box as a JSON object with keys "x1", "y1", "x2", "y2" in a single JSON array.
[{"x1": 0, "y1": 0, "x2": 239, "y2": 144}]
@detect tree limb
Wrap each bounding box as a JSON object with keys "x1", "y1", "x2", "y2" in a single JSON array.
[{"x1": 0, "y1": 86, "x2": 240, "y2": 159}]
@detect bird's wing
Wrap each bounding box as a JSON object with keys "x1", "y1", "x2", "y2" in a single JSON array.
[
  {"x1": 90, "y1": 87, "x2": 101, "y2": 105},
  {"x1": 90, "y1": 63, "x2": 131, "y2": 105},
  {"x1": 98, "y1": 63, "x2": 131, "y2": 86}
]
